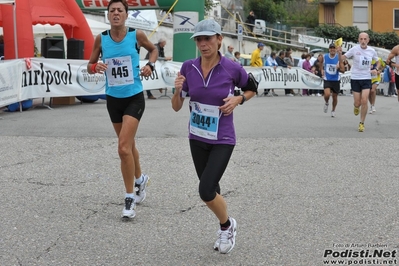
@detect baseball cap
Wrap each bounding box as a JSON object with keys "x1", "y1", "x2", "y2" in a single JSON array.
[
  {"x1": 329, "y1": 43, "x2": 336, "y2": 48},
  {"x1": 191, "y1": 19, "x2": 222, "y2": 39},
  {"x1": 258, "y1": 43, "x2": 265, "y2": 47}
]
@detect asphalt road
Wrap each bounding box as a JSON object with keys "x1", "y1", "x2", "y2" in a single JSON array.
[{"x1": 1, "y1": 90, "x2": 399, "y2": 266}]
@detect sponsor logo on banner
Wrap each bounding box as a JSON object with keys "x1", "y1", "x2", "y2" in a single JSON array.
[
  {"x1": 261, "y1": 68, "x2": 300, "y2": 86},
  {"x1": 22, "y1": 61, "x2": 73, "y2": 92},
  {"x1": 174, "y1": 12, "x2": 198, "y2": 34},
  {"x1": 160, "y1": 62, "x2": 180, "y2": 86},
  {"x1": 76, "y1": 63, "x2": 106, "y2": 93},
  {"x1": 301, "y1": 73, "x2": 323, "y2": 88}
]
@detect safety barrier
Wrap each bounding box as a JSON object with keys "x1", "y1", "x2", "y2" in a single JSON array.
[{"x1": 1, "y1": 57, "x2": 355, "y2": 109}]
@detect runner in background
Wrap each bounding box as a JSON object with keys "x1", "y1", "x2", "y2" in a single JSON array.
[
  {"x1": 385, "y1": 44, "x2": 399, "y2": 101},
  {"x1": 368, "y1": 58, "x2": 384, "y2": 114},
  {"x1": 322, "y1": 43, "x2": 344, "y2": 118},
  {"x1": 341, "y1": 32, "x2": 379, "y2": 132}
]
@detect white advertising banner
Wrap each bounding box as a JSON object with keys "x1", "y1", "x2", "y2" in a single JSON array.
[
  {"x1": 245, "y1": 66, "x2": 352, "y2": 91},
  {"x1": 1, "y1": 58, "x2": 354, "y2": 108},
  {"x1": 105, "y1": 10, "x2": 158, "y2": 31},
  {"x1": 298, "y1": 34, "x2": 390, "y2": 60},
  {"x1": 20, "y1": 58, "x2": 173, "y2": 100},
  {"x1": 0, "y1": 60, "x2": 23, "y2": 107}
]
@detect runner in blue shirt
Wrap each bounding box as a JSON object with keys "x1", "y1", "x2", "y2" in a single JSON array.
[
  {"x1": 87, "y1": 0, "x2": 158, "y2": 219},
  {"x1": 322, "y1": 43, "x2": 344, "y2": 117}
]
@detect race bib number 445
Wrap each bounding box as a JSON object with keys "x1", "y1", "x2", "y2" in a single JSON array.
[
  {"x1": 189, "y1": 101, "x2": 220, "y2": 140},
  {"x1": 105, "y1": 56, "x2": 134, "y2": 87}
]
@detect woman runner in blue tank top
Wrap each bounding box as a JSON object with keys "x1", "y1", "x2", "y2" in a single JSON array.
[{"x1": 87, "y1": 0, "x2": 158, "y2": 220}]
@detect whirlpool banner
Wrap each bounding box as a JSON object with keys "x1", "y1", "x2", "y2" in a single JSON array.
[
  {"x1": 0, "y1": 60, "x2": 23, "y2": 107},
  {"x1": 1, "y1": 58, "x2": 353, "y2": 108}
]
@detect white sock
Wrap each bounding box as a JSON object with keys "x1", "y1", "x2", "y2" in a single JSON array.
[
  {"x1": 125, "y1": 193, "x2": 135, "y2": 199},
  {"x1": 135, "y1": 175, "x2": 144, "y2": 185}
]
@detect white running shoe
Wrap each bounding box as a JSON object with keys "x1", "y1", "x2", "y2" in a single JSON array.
[
  {"x1": 214, "y1": 217, "x2": 237, "y2": 254},
  {"x1": 213, "y1": 238, "x2": 220, "y2": 251},
  {"x1": 135, "y1": 174, "x2": 150, "y2": 204},
  {"x1": 369, "y1": 106, "x2": 373, "y2": 114},
  {"x1": 372, "y1": 106, "x2": 376, "y2": 113},
  {"x1": 121, "y1": 197, "x2": 136, "y2": 219},
  {"x1": 324, "y1": 103, "x2": 329, "y2": 113},
  {"x1": 331, "y1": 111, "x2": 335, "y2": 117}
]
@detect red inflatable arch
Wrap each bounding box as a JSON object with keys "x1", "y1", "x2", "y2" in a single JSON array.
[{"x1": 0, "y1": 0, "x2": 94, "y2": 59}]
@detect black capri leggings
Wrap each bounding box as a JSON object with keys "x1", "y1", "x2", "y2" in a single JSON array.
[{"x1": 189, "y1": 139, "x2": 234, "y2": 202}]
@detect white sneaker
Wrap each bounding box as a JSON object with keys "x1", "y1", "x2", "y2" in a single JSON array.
[
  {"x1": 121, "y1": 197, "x2": 136, "y2": 219},
  {"x1": 372, "y1": 106, "x2": 376, "y2": 113},
  {"x1": 331, "y1": 111, "x2": 335, "y2": 117},
  {"x1": 214, "y1": 217, "x2": 237, "y2": 254},
  {"x1": 135, "y1": 174, "x2": 150, "y2": 204},
  {"x1": 316, "y1": 93, "x2": 322, "y2": 97},
  {"x1": 369, "y1": 106, "x2": 373, "y2": 114},
  {"x1": 324, "y1": 103, "x2": 329, "y2": 113}
]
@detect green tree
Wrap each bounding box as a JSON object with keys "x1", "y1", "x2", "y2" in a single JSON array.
[
  {"x1": 205, "y1": 0, "x2": 214, "y2": 12},
  {"x1": 284, "y1": 0, "x2": 319, "y2": 28},
  {"x1": 314, "y1": 24, "x2": 399, "y2": 49},
  {"x1": 245, "y1": 0, "x2": 318, "y2": 28},
  {"x1": 246, "y1": 0, "x2": 287, "y2": 23}
]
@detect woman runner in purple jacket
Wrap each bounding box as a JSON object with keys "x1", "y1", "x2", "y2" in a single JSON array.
[{"x1": 172, "y1": 19, "x2": 257, "y2": 254}]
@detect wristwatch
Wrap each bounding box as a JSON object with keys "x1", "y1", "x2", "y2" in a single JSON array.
[
  {"x1": 146, "y1": 62, "x2": 155, "y2": 71},
  {"x1": 239, "y1": 94, "x2": 246, "y2": 105}
]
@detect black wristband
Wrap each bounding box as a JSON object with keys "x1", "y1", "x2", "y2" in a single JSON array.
[
  {"x1": 240, "y1": 94, "x2": 246, "y2": 105},
  {"x1": 146, "y1": 62, "x2": 155, "y2": 71}
]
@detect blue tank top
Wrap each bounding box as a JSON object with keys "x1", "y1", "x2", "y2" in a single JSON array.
[
  {"x1": 323, "y1": 54, "x2": 340, "y2": 81},
  {"x1": 101, "y1": 28, "x2": 142, "y2": 98}
]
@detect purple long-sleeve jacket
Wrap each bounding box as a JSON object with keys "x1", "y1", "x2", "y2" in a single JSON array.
[
  {"x1": 180, "y1": 52, "x2": 249, "y2": 145},
  {"x1": 302, "y1": 59, "x2": 312, "y2": 72}
]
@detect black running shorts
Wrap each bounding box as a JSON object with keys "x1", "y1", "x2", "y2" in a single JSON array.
[
  {"x1": 106, "y1": 92, "x2": 145, "y2": 123},
  {"x1": 350, "y1": 79, "x2": 372, "y2": 93},
  {"x1": 323, "y1": 80, "x2": 340, "y2": 94}
]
